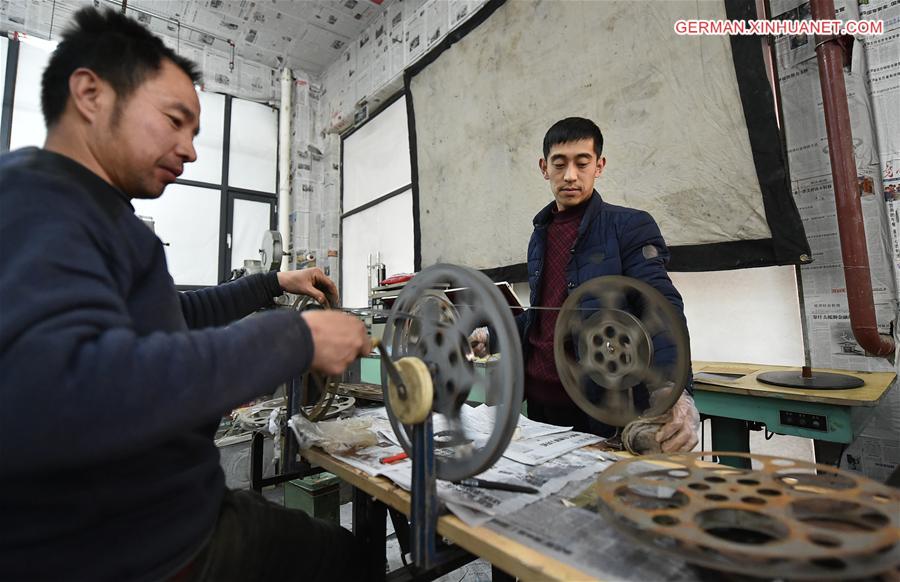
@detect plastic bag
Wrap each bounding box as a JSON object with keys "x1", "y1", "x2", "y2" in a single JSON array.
[{"x1": 288, "y1": 414, "x2": 379, "y2": 455}]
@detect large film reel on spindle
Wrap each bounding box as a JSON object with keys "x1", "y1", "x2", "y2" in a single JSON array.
[
  {"x1": 554, "y1": 276, "x2": 691, "y2": 427},
  {"x1": 383, "y1": 264, "x2": 523, "y2": 482}
]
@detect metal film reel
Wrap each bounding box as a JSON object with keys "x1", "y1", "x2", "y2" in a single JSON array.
[
  {"x1": 292, "y1": 293, "x2": 337, "y2": 421},
  {"x1": 301, "y1": 395, "x2": 355, "y2": 421},
  {"x1": 588, "y1": 452, "x2": 900, "y2": 580},
  {"x1": 554, "y1": 276, "x2": 690, "y2": 427},
  {"x1": 383, "y1": 264, "x2": 524, "y2": 482},
  {"x1": 260, "y1": 230, "x2": 284, "y2": 272}
]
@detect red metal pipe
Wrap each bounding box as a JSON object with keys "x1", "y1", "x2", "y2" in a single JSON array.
[{"x1": 809, "y1": 0, "x2": 894, "y2": 358}]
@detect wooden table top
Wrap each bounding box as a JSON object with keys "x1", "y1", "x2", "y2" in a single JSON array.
[
  {"x1": 691, "y1": 361, "x2": 896, "y2": 406},
  {"x1": 302, "y1": 446, "x2": 599, "y2": 581}
]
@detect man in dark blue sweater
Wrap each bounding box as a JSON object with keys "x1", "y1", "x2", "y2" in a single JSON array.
[{"x1": 0, "y1": 8, "x2": 370, "y2": 581}]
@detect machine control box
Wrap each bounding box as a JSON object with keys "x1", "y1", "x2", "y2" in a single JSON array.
[{"x1": 779, "y1": 410, "x2": 828, "y2": 432}]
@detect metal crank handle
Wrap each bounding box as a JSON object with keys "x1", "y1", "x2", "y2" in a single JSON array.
[{"x1": 370, "y1": 338, "x2": 408, "y2": 400}]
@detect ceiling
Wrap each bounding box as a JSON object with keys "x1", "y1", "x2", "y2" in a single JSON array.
[{"x1": 1, "y1": 0, "x2": 385, "y2": 74}]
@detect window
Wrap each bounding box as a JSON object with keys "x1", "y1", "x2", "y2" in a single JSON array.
[
  {"x1": 341, "y1": 95, "x2": 414, "y2": 307},
  {"x1": 0, "y1": 38, "x2": 280, "y2": 288}
]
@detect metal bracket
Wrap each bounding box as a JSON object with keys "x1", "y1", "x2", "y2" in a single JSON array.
[{"x1": 249, "y1": 430, "x2": 319, "y2": 492}]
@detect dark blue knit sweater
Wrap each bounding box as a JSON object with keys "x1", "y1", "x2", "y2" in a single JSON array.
[{"x1": 0, "y1": 148, "x2": 314, "y2": 581}]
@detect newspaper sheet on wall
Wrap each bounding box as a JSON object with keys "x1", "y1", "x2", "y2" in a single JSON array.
[
  {"x1": 843, "y1": 433, "x2": 900, "y2": 481},
  {"x1": 773, "y1": 0, "x2": 900, "y2": 481},
  {"x1": 774, "y1": 0, "x2": 898, "y2": 373},
  {"x1": 839, "y1": 0, "x2": 900, "y2": 482},
  {"x1": 862, "y1": 0, "x2": 900, "y2": 301}
]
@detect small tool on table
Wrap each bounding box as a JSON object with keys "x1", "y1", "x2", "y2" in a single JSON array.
[
  {"x1": 453, "y1": 478, "x2": 538, "y2": 494},
  {"x1": 379, "y1": 452, "x2": 409, "y2": 464}
]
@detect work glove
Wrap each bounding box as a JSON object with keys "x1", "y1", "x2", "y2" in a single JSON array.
[
  {"x1": 622, "y1": 392, "x2": 700, "y2": 455},
  {"x1": 469, "y1": 326, "x2": 490, "y2": 358}
]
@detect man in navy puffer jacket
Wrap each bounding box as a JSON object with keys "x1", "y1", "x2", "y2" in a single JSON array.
[{"x1": 479, "y1": 117, "x2": 699, "y2": 452}]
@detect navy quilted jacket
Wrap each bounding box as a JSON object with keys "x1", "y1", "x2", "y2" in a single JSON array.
[{"x1": 517, "y1": 190, "x2": 692, "y2": 393}]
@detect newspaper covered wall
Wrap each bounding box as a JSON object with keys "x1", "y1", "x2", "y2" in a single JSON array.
[
  {"x1": 306, "y1": 0, "x2": 493, "y2": 288},
  {"x1": 289, "y1": 72, "x2": 341, "y2": 285},
  {"x1": 773, "y1": 0, "x2": 900, "y2": 480},
  {"x1": 9, "y1": 1, "x2": 282, "y2": 102},
  {"x1": 320, "y1": 0, "x2": 490, "y2": 134}
]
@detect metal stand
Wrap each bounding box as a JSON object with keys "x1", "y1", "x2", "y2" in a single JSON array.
[
  {"x1": 813, "y1": 439, "x2": 845, "y2": 467},
  {"x1": 758, "y1": 368, "x2": 865, "y2": 390},
  {"x1": 709, "y1": 417, "x2": 751, "y2": 469},
  {"x1": 250, "y1": 430, "x2": 319, "y2": 493},
  {"x1": 351, "y1": 478, "x2": 476, "y2": 582},
  {"x1": 250, "y1": 376, "x2": 321, "y2": 492},
  {"x1": 376, "y1": 264, "x2": 524, "y2": 578},
  {"x1": 780, "y1": 267, "x2": 867, "y2": 390},
  {"x1": 411, "y1": 416, "x2": 438, "y2": 568},
  {"x1": 353, "y1": 487, "x2": 388, "y2": 578}
]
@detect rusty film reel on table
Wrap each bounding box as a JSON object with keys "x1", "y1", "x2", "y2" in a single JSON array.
[
  {"x1": 382, "y1": 264, "x2": 523, "y2": 482},
  {"x1": 589, "y1": 452, "x2": 900, "y2": 579},
  {"x1": 291, "y1": 293, "x2": 338, "y2": 422},
  {"x1": 553, "y1": 275, "x2": 691, "y2": 427}
]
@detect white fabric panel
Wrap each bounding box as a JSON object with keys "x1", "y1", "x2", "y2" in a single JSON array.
[
  {"x1": 410, "y1": 0, "x2": 771, "y2": 270},
  {"x1": 132, "y1": 184, "x2": 221, "y2": 286},
  {"x1": 231, "y1": 198, "x2": 273, "y2": 270},
  {"x1": 10, "y1": 42, "x2": 51, "y2": 150},
  {"x1": 342, "y1": 96, "x2": 412, "y2": 212},
  {"x1": 182, "y1": 90, "x2": 225, "y2": 184},
  {"x1": 0, "y1": 38, "x2": 7, "y2": 114},
  {"x1": 342, "y1": 190, "x2": 415, "y2": 308},
  {"x1": 228, "y1": 98, "x2": 277, "y2": 193},
  {"x1": 671, "y1": 266, "x2": 804, "y2": 366}
]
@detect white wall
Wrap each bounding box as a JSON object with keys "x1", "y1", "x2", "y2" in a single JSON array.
[
  {"x1": 229, "y1": 99, "x2": 278, "y2": 193},
  {"x1": 509, "y1": 266, "x2": 805, "y2": 366},
  {"x1": 342, "y1": 96, "x2": 411, "y2": 213},
  {"x1": 342, "y1": 190, "x2": 415, "y2": 308},
  {"x1": 671, "y1": 266, "x2": 805, "y2": 366},
  {"x1": 10, "y1": 40, "x2": 53, "y2": 150},
  {"x1": 132, "y1": 184, "x2": 221, "y2": 286},
  {"x1": 0, "y1": 38, "x2": 7, "y2": 110},
  {"x1": 341, "y1": 96, "x2": 414, "y2": 307}
]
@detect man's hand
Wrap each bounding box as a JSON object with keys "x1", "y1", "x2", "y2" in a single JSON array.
[
  {"x1": 654, "y1": 393, "x2": 700, "y2": 453},
  {"x1": 302, "y1": 311, "x2": 371, "y2": 376},
  {"x1": 277, "y1": 268, "x2": 338, "y2": 305},
  {"x1": 468, "y1": 326, "x2": 490, "y2": 358}
]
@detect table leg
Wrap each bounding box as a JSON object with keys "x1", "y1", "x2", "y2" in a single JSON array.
[
  {"x1": 491, "y1": 564, "x2": 516, "y2": 581},
  {"x1": 353, "y1": 486, "x2": 388, "y2": 581},
  {"x1": 710, "y1": 416, "x2": 751, "y2": 469},
  {"x1": 813, "y1": 440, "x2": 845, "y2": 468}
]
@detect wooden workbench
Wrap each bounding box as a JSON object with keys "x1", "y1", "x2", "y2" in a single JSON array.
[
  {"x1": 692, "y1": 361, "x2": 896, "y2": 406},
  {"x1": 690, "y1": 361, "x2": 896, "y2": 467},
  {"x1": 301, "y1": 446, "x2": 597, "y2": 581}
]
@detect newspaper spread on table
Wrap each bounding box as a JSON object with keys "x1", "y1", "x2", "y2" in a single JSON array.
[
  {"x1": 292, "y1": 405, "x2": 616, "y2": 527},
  {"x1": 487, "y1": 477, "x2": 701, "y2": 581}
]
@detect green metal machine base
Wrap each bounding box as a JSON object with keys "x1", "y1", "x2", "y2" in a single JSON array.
[
  {"x1": 285, "y1": 472, "x2": 342, "y2": 524},
  {"x1": 694, "y1": 389, "x2": 853, "y2": 468}
]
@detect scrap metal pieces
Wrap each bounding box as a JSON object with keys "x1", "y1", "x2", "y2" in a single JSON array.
[{"x1": 590, "y1": 452, "x2": 900, "y2": 579}]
